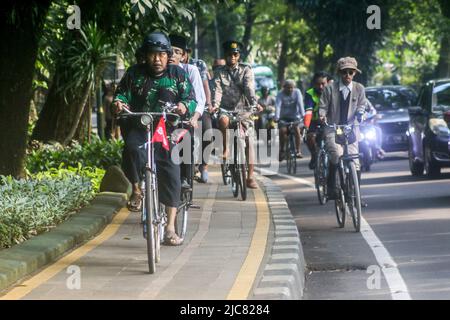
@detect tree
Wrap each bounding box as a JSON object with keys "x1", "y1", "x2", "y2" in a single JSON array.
[
  {"x1": 435, "y1": 0, "x2": 450, "y2": 78},
  {"x1": 0, "y1": 1, "x2": 51, "y2": 178},
  {"x1": 32, "y1": 0, "x2": 193, "y2": 144}
]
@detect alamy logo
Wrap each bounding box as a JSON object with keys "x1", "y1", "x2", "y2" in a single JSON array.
[
  {"x1": 367, "y1": 5, "x2": 381, "y2": 30},
  {"x1": 66, "y1": 265, "x2": 81, "y2": 290},
  {"x1": 366, "y1": 265, "x2": 381, "y2": 290},
  {"x1": 66, "y1": 5, "x2": 81, "y2": 30}
]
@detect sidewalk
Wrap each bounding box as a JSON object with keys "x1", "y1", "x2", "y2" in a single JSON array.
[{"x1": 0, "y1": 165, "x2": 304, "y2": 300}]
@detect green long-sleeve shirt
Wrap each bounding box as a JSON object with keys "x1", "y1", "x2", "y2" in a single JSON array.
[{"x1": 114, "y1": 63, "x2": 197, "y2": 115}]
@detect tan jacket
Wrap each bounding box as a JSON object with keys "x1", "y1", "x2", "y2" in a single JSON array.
[
  {"x1": 319, "y1": 80, "x2": 366, "y2": 125},
  {"x1": 212, "y1": 63, "x2": 257, "y2": 111}
]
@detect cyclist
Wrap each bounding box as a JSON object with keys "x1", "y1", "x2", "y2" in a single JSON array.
[
  {"x1": 168, "y1": 34, "x2": 205, "y2": 190},
  {"x1": 304, "y1": 71, "x2": 328, "y2": 169},
  {"x1": 113, "y1": 31, "x2": 197, "y2": 246},
  {"x1": 257, "y1": 86, "x2": 276, "y2": 137},
  {"x1": 318, "y1": 57, "x2": 366, "y2": 201},
  {"x1": 183, "y1": 41, "x2": 213, "y2": 183},
  {"x1": 212, "y1": 40, "x2": 263, "y2": 189},
  {"x1": 275, "y1": 79, "x2": 305, "y2": 161}
]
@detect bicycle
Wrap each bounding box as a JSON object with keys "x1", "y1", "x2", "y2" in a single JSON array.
[
  {"x1": 118, "y1": 104, "x2": 179, "y2": 274},
  {"x1": 313, "y1": 125, "x2": 328, "y2": 205},
  {"x1": 279, "y1": 120, "x2": 301, "y2": 174},
  {"x1": 219, "y1": 108, "x2": 252, "y2": 201},
  {"x1": 325, "y1": 122, "x2": 362, "y2": 232},
  {"x1": 174, "y1": 121, "x2": 200, "y2": 240}
]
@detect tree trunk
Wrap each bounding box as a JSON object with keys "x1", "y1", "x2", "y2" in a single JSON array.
[
  {"x1": 0, "y1": 1, "x2": 50, "y2": 178},
  {"x1": 241, "y1": 1, "x2": 256, "y2": 61},
  {"x1": 435, "y1": 0, "x2": 450, "y2": 78},
  {"x1": 277, "y1": 32, "x2": 289, "y2": 86}
]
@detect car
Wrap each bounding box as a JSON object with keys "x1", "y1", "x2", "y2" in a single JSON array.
[
  {"x1": 366, "y1": 86, "x2": 418, "y2": 152},
  {"x1": 407, "y1": 79, "x2": 450, "y2": 177}
]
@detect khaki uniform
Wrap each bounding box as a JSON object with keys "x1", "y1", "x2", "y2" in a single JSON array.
[{"x1": 212, "y1": 62, "x2": 257, "y2": 134}]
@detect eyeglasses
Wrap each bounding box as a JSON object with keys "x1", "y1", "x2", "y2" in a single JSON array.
[{"x1": 340, "y1": 69, "x2": 355, "y2": 76}]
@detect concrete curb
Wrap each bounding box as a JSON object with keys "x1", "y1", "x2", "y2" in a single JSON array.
[
  {"x1": 0, "y1": 192, "x2": 127, "y2": 293},
  {"x1": 251, "y1": 175, "x2": 306, "y2": 300}
]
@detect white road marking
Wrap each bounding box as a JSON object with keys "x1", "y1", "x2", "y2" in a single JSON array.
[{"x1": 259, "y1": 167, "x2": 412, "y2": 300}]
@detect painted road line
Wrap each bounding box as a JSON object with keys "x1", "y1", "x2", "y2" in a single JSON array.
[
  {"x1": 262, "y1": 167, "x2": 411, "y2": 300},
  {"x1": 360, "y1": 220, "x2": 411, "y2": 300},
  {"x1": 138, "y1": 183, "x2": 218, "y2": 299},
  {"x1": 0, "y1": 208, "x2": 130, "y2": 300},
  {"x1": 226, "y1": 185, "x2": 270, "y2": 300},
  {"x1": 259, "y1": 168, "x2": 316, "y2": 189}
]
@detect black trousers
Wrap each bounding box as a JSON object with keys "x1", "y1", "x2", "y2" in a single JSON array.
[
  {"x1": 201, "y1": 111, "x2": 213, "y2": 166},
  {"x1": 121, "y1": 124, "x2": 180, "y2": 208}
]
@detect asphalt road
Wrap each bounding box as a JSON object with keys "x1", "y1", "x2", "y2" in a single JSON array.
[{"x1": 267, "y1": 148, "x2": 450, "y2": 300}]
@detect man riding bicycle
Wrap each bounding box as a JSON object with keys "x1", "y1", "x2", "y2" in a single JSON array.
[
  {"x1": 304, "y1": 71, "x2": 328, "y2": 169},
  {"x1": 318, "y1": 57, "x2": 366, "y2": 201},
  {"x1": 275, "y1": 79, "x2": 305, "y2": 161},
  {"x1": 212, "y1": 40, "x2": 262, "y2": 189},
  {"x1": 113, "y1": 31, "x2": 197, "y2": 246}
]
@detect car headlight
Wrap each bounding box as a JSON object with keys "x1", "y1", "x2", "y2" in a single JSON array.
[
  {"x1": 429, "y1": 118, "x2": 449, "y2": 136},
  {"x1": 365, "y1": 128, "x2": 377, "y2": 141}
]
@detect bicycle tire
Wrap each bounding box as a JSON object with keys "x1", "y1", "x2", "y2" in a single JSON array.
[
  {"x1": 334, "y1": 168, "x2": 346, "y2": 228},
  {"x1": 231, "y1": 165, "x2": 239, "y2": 198},
  {"x1": 348, "y1": 162, "x2": 362, "y2": 232},
  {"x1": 221, "y1": 164, "x2": 230, "y2": 185},
  {"x1": 144, "y1": 170, "x2": 157, "y2": 274},
  {"x1": 240, "y1": 164, "x2": 247, "y2": 200},
  {"x1": 316, "y1": 150, "x2": 328, "y2": 205},
  {"x1": 290, "y1": 134, "x2": 297, "y2": 174},
  {"x1": 285, "y1": 141, "x2": 292, "y2": 174}
]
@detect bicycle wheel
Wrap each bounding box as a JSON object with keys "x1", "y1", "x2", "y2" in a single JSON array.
[
  {"x1": 238, "y1": 146, "x2": 247, "y2": 201},
  {"x1": 347, "y1": 162, "x2": 362, "y2": 232},
  {"x1": 334, "y1": 168, "x2": 346, "y2": 228},
  {"x1": 230, "y1": 164, "x2": 239, "y2": 198},
  {"x1": 316, "y1": 149, "x2": 328, "y2": 205},
  {"x1": 290, "y1": 134, "x2": 297, "y2": 174},
  {"x1": 221, "y1": 164, "x2": 231, "y2": 185},
  {"x1": 176, "y1": 196, "x2": 188, "y2": 241},
  {"x1": 285, "y1": 141, "x2": 292, "y2": 174},
  {"x1": 144, "y1": 170, "x2": 157, "y2": 274}
]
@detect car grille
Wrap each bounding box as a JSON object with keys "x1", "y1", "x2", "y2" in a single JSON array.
[{"x1": 378, "y1": 121, "x2": 409, "y2": 135}]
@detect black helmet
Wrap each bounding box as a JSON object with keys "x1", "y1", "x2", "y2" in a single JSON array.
[{"x1": 140, "y1": 31, "x2": 172, "y2": 54}]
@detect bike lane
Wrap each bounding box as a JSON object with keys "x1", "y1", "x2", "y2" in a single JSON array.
[{"x1": 0, "y1": 168, "x2": 271, "y2": 300}]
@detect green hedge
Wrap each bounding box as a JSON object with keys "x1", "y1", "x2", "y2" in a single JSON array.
[
  {"x1": 0, "y1": 169, "x2": 99, "y2": 249},
  {"x1": 26, "y1": 138, "x2": 123, "y2": 174}
]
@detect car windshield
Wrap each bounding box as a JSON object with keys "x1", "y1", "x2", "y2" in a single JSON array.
[
  {"x1": 255, "y1": 77, "x2": 275, "y2": 91},
  {"x1": 366, "y1": 88, "x2": 417, "y2": 111},
  {"x1": 432, "y1": 82, "x2": 450, "y2": 113}
]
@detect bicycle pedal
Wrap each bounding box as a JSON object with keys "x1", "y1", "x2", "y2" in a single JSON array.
[{"x1": 190, "y1": 204, "x2": 201, "y2": 209}]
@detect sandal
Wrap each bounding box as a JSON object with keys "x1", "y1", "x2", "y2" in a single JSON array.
[
  {"x1": 163, "y1": 230, "x2": 184, "y2": 246},
  {"x1": 127, "y1": 192, "x2": 143, "y2": 212}
]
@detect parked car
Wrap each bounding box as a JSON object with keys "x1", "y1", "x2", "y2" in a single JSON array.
[
  {"x1": 407, "y1": 79, "x2": 450, "y2": 177},
  {"x1": 366, "y1": 86, "x2": 418, "y2": 152}
]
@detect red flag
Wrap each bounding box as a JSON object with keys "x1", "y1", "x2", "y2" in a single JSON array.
[{"x1": 152, "y1": 117, "x2": 170, "y2": 150}]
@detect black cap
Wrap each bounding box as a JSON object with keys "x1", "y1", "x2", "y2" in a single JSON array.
[
  {"x1": 222, "y1": 40, "x2": 242, "y2": 53},
  {"x1": 169, "y1": 34, "x2": 189, "y2": 51}
]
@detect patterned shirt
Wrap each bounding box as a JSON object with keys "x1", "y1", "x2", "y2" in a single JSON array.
[
  {"x1": 114, "y1": 63, "x2": 196, "y2": 115},
  {"x1": 212, "y1": 63, "x2": 257, "y2": 111},
  {"x1": 189, "y1": 58, "x2": 209, "y2": 82}
]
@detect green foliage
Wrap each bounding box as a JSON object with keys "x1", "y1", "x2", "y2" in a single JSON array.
[
  {"x1": 0, "y1": 172, "x2": 94, "y2": 249},
  {"x1": 26, "y1": 138, "x2": 123, "y2": 174}
]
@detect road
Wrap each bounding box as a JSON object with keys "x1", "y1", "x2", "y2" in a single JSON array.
[{"x1": 268, "y1": 148, "x2": 450, "y2": 299}]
